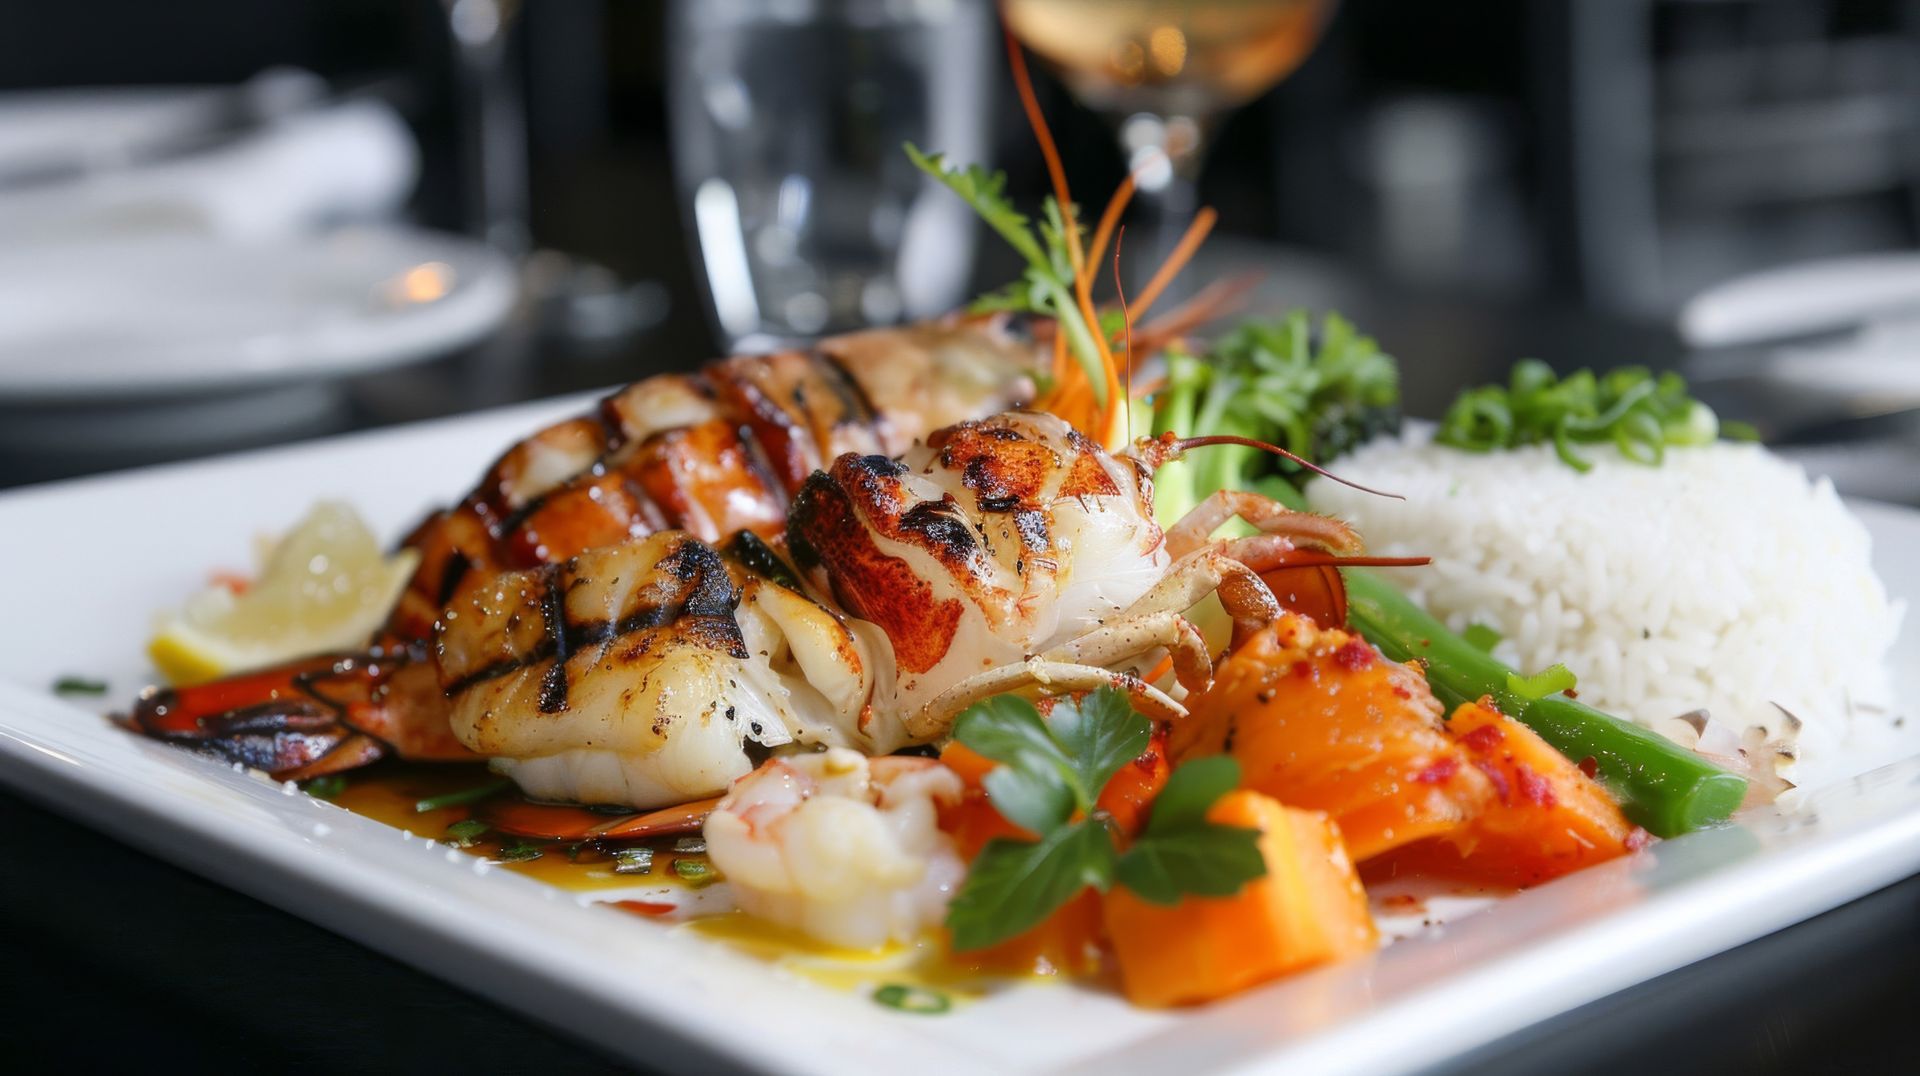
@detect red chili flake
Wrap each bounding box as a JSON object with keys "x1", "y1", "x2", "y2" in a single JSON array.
[
  {"x1": 1577, "y1": 756, "x2": 1599, "y2": 779},
  {"x1": 1291, "y1": 660, "x2": 1316, "y2": 680},
  {"x1": 1625, "y1": 827, "x2": 1651, "y2": 852},
  {"x1": 1515, "y1": 764, "x2": 1557, "y2": 807},
  {"x1": 1460, "y1": 723, "x2": 1505, "y2": 754},
  {"x1": 1391, "y1": 685, "x2": 1412, "y2": 699},
  {"x1": 1474, "y1": 759, "x2": 1511, "y2": 803},
  {"x1": 1131, "y1": 748, "x2": 1163, "y2": 774},
  {"x1": 1564, "y1": 687, "x2": 1579, "y2": 699},
  {"x1": 1413, "y1": 757, "x2": 1459, "y2": 784},
  {"x1": 608, "y1": 899, "x2": 676, "y2": 918},
  {"x1": 1332, "y1": 637, "x2": 1376, "y2": 671}
]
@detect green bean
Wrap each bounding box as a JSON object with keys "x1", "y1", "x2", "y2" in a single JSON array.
[{"x1": 1343, "y1": 569, "x2": 1747, "y2": 837}]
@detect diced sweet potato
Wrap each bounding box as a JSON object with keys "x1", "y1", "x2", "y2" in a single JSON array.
[
  {"x1": 1175, "y1": 617, "x2": 1493, "y2": 861},
  {"x1": 1388, "y1": 700, "x2": 1642, "y2": 887},
  {"x1": 1103, "y1": 790, "x2": 1378, "y2": 1007}
]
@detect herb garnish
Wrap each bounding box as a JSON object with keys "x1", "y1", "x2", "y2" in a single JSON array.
[
  {"x1": 905, "y1": 144, "x2": 1107, "y2": 405},
  {"x1": 495, "y1": 841, "x2": 544, "y2": 863},
  {"x1": 52, "y1": 676, "x2": 109, "y2": 696},
  {"x1": 414, "y1": 778, "x2": 513, "y2": 813},
  {"x1": 943, "y1": 687, "x2": 1265, "y2": 951},
  {"x1": 302, "y1": 774, "x2": 348, "y2": 800},
  {"x1": 872, "y1": 983, "x2": 952, "y2": 1015},
  {"x1": 1147, "y1": 311, "x2": 1400, "y2": 526},
  {"x1": 444, "y1": 819, "x2": 490, "y2": 848},
  {"x1": 1437, "y1": 361, "x2": 1748, "y2": 471}
]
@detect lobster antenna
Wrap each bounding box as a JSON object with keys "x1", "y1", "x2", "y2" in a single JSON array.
[
  {"x1": 1115, "y1": 226, "x2": 1133, "y2": 446},
  {"x1": 1166, "y1": 434, "x2": 1405, "y2": 500}
]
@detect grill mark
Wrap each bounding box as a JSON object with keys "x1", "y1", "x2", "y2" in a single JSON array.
[
  {"x1": 536, "y1": 564, "x2": 570, "y2": 713},
  {"x1": 899, "y1": 499, "x2": 978, "y2": 558},
  {"x1": 814, "y1": 348, "x2": 879, "y2": 426},
  {"x1": 442, "y1": 541, "x2": 746, "y2": 697},
  {"x1": 436, "y1": 550, "x2": 473, "y2": 606}
]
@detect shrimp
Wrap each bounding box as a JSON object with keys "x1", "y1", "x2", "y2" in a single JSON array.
[{"x1": 703, "y1": 749, "x2": 966, "y2": 950}]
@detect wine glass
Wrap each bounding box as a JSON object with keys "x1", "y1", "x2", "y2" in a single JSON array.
[{"x1": 1002, "y1": 0, "x2": 1337, "y2": 252}]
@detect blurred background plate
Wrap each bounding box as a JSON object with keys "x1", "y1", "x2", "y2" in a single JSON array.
[{"x1": 0, "y1": 225, "x2": 517, "y2": 402}]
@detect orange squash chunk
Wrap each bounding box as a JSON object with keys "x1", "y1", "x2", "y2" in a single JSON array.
[
  {"x1": 1103, "y1": 790, "x2": 1378, "y2": 1007},
  {"x1": 1386, "y1": 700, "x2": 1643, "y2": 887},
  {"x1": 1175, "y1": 616, "x2": 1493, "y2": 861}
]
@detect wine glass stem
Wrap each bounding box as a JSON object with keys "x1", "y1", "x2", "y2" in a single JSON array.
[{"x1": 1119, "y1": 110, "x2": 1212, "y2": 288}]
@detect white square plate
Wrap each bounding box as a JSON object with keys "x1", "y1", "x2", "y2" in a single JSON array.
[{"x1": 3, "y1": 395, "x2": 1918, "y2": 1075}]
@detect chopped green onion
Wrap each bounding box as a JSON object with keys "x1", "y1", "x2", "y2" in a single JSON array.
[
  {"x1": 671, "y1": 836, "x2": 708, "y2": 854},
  {"x1": 1436, "y1": 363, "x2": 1752, "y2": 468},
  {"x1": 496, "y1": 842, "x2": 544, "y2": 863},
  {"x1": 52, "y1": 676, "x2": 108, "y2": 696},
  {"x1": 872, "y1": 983, "x2": 952, "y2": 1015},
  {"x1": 444, "y1": 819, "x2": 490, "y2": 848},
  {"x1": 302, "y1": 775, "x2": 348, "y2": 800},
  {"x1": 1506, "y1": 663, "x2": 1578, "y2": 701},
  {"x1": 613, "y1": 847, "x2": 656, "y2": 876},
  {"x1": 1462, "y1": 623, "x2": 1504, "y2": 652},
  {"x1": 413, "y1": 779, "x2": 513, "y2": 813},
  {"x1": 670, "y1": 856, "x2": 719, "y2": 888}
]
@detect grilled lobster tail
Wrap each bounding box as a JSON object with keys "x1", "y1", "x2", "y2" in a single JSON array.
[{"x1": 133, "y1": 317, "x2": 1047, "y2": 779}]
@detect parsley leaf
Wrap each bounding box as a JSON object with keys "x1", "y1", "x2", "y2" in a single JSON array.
[
  {"x1": 1047, "y1": 687, "x2": 1152, "y2": 814},
  {"x1": 1115, "y1": 826, "x2": 1267, "y2": 906},
  {"x1": 904, "y1": 143, "x2": 1048, "y2": 272},
  {"x1": 952, "y1": 694, "x2": 1078, "y2": 832},
  {"x1": 945, "y1": 822, "x2": 1117, "y2": 951},
  {"x1": 1113, "y1": 757, "x2": 1266, "y2": 906}
]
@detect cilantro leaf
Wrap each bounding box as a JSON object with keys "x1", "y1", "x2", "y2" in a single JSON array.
[
  {"x1": 1046, "y1": 687, "x2": 1151, "y2": 814},
  {"x1": 1115, "y1": 825, "x2": 1266, "y2": 906},
  {"x1": 1113, "y1": 757, "x2": 1266, "y2": 906},
  {"x1": 904, "y1": 143, "x2": 1049, "y2": 272},
  {"x1": 945, "y1": 821, "x2": 1117, "y2": 951}
]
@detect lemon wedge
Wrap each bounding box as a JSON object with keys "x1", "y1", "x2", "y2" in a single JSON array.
[{"x1": 147, "y1": 501, "x2": 419, "y2": 686}]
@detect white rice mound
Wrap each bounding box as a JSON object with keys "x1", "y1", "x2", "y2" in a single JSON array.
[{"x1": 1305, "y1": 428, "x2": 1902, "y2": 786}]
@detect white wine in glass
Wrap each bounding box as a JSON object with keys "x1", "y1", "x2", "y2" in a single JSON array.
[{"x1": 1003, "y1": 0, "x2": 1335, "y2": 237}]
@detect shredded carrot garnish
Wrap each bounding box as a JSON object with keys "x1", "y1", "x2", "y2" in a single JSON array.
[{"x1": 1130, "y1": 207, "x2": 1217, "y2": 323}]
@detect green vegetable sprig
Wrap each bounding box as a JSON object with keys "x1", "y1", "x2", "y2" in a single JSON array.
[
  {"x1": 904, "y1": 144, "x2": 1108, "y2": 406},
  {"x1": 1436, "y1": 360, "x2": 1756, "y2": 472},
  {"x1": 1147, "y1": 311, "x2": 1401, "y2": 526},
  {"x1": 943, "y1": 687, "x2": 1265, "y2": 951}
]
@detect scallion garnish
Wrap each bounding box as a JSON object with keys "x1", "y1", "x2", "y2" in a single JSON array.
[
  {"x1": 1436, "y1": 361, "x2": 1745, "y2": 471},
  {"x1": 671, "y1": 836, "x2": 707, "y2": 855},
  {"x1": 52, "y1": 676, "x2": 108, "y2": 696},
  {"x1": 613, "y1": 847, "x2": 656, "y2": 875},
  {"x1": 303, "y1": 775, "x2": 348, "y2": 800},
  {"x1": 1507, "y1": 663, "x2": 1578, "y2": 701},
  {"x1": 496, "y1": 842, "x2": 544, "y2": 863},
  {"x1": 670, "y1": 857, "x2": 719, "y2": 887},
  {"x1": 872, "y1": 983, "x2": 952, "y2": 1015},
  {"x1": 413, "y1": 779, "x2": 513, "y2": 813},
  {"x1": 445, "y1": 819, "x2": 490, "y2": 848}
]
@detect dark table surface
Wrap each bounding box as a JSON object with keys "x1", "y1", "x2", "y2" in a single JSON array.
[{"x1": 0, "y1": 241, "x2": 1913, "y2": 1073}]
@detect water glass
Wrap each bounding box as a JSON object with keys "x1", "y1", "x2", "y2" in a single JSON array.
[{"x1": 669, "y1": 0, "x2": 992, "y2": 350}]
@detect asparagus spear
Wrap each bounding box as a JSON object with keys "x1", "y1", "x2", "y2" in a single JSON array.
[{"x1": 1342, "y1": 568, "x2": 1748, "y2": 837}]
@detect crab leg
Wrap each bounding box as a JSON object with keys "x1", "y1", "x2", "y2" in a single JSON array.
[
  {"x1": 1163, "y1": 489, "x2": 1363, "y2": 560},
  {"x1": 1041, "y1": 610, "x2": 1213, "y2": 696},
  {"x1": 907, "y1": 660, "x2": 1184, "y2": 739}
]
